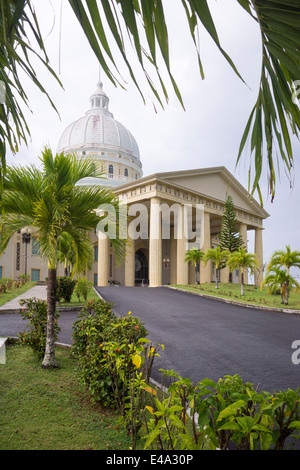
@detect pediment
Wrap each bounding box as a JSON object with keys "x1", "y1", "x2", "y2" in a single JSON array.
[{"x1": 158, "y1": 167, "x2": 269, "y2": 219}]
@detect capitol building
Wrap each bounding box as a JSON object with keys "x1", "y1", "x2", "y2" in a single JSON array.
[{"x1": 0, "y1": 82, "x2": 269, "y2": 288}]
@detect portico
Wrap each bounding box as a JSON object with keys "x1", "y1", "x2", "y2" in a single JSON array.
[{"x1": 97, "y1": 167, "x2": 269, "y2": 288}]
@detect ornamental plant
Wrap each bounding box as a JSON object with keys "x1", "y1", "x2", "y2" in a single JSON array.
[
  {"x1": 56, "y1": 276, "x2": 76, "y2": 303},
  {"x1": 71, "y1": 299, "x2": 148, "y2": 407},
  {"x1": 18, "y1": 297, "x2": 60, "y2": 359},
  {"x1": 100, "y1": 338, "x2": 163, "y2": 449},
  {"x1": 139, "y1": 371, "x2": 300, "y2": 451},
  {"x1": 74, "y1": 277, "x2": 93, "y2": 301}
]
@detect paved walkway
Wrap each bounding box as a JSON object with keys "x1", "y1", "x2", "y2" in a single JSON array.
[{"x1": 0, "y1": 285, "x2": 48, "y2": 313}]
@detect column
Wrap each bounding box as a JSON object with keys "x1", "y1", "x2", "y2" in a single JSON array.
[
  {"x1": 169, "y1": 226, "x2": 177, "y2": 285},
  {"x1": 239, "y1": 222, "x2": 248, "y2": 285},
  {"x1": 125, "y1": 237, "x2": 135, "y2": 286},
  {"x1": 255, "y1": 227, "x2": 264, "y2": 286},
  {"x1": 149, "y1": 197, "x2": 162, "y2": 287},
  {"x1": 200, "y1": 211, "x2": 211, "y2": 284},
  {"x1": 98, "y1": 232, "x2": 110, "y2": 286},
  {"x1": 176, "y1": 204, "x2": 188, "y2": 285}
]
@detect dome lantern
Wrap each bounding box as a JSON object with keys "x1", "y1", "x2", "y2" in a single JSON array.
[{"x1": 88, "y1": 81, "x2": 112, "y2": 117}]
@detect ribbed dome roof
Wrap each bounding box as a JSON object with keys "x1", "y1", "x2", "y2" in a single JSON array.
[{"x1": 57, "y1": 82, "x2": 140, "y2": 161}]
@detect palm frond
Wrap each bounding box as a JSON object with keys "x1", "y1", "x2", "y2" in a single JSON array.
[
  {"x1": 236, "y1": 0, "x2": 300, "y2": 203},
  {"x1": 68, "y1": 0, "x2": 243, "y2": 110},
  {"x1": 0, "y1": 0, "x2": 62, "y2": 174}
]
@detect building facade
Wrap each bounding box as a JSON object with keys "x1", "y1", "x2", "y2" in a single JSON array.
[
  {"x1": 0, "y1": 83, "x2": 269, "y2": 287},
  {"x1": 97, "y1": 167, "x2": 268, "y2": 288}
]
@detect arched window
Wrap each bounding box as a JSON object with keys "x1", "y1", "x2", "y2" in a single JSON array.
[
  {"x1": 124, "y1": 168, "x2": 128, "y2": 177},
  {"x1": 108, "y1": 165, "x2": 114, "y2": 177}
]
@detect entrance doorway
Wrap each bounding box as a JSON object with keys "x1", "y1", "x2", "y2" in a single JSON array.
[{"x1": 135, "y1": 249, "x2": 148, "y2": 282}]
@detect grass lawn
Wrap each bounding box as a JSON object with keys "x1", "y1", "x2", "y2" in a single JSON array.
[
  {"x1": 0, "y1": 343, "x2": 135, "y2": 450},
  {"x1": 171, "y1": 283, "x2": 300, "y2": 310},
  {"x1": 58, "y1": 288, "x2": 100, "y2": 307},
  {"x1": 0, "y1": 281, "x2": 37, "y2": 307}
]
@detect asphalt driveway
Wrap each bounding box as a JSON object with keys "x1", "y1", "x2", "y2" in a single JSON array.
[{"x1": 95, "y1": 286, "x2": 300, "y2": 393}]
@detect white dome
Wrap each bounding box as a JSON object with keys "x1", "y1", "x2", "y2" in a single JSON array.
[{"x1": 57, "y1": 82, "x2": 140, "y2": 162}]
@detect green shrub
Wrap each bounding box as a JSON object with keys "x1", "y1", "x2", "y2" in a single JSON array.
[
  {"x1": 56, "y1": 277, "x2": 76, "y2": 302},
  {"x1": 0, "y1": 277, "x2": 13, "y2": 293},
  {"x1": 139, "y1": 371, "x2": 300, "y2": 451},
  {"x1": 74, "y1": 277, "x2": 93, "y2": 301},
  {"x1": 18, "y1": 297, "x2": 60, "y2": 358},
  {"x1": 18, "y1": 273, "x2": 30, "y2": 284},
  {"x1": 71, "y1": 298, "x2": 148, "y2": 407}
]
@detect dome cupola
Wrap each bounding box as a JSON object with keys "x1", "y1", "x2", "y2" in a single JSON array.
[{"x1": 57, "y1": 81, "x2": 143, "y2": 187}]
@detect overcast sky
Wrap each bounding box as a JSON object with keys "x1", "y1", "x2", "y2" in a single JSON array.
[{"x1": 7, "y1": 0, "x2": 300, "y2": 270}]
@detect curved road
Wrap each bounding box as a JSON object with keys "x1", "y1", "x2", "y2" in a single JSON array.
[
  {"x1": 1, "y1": 286, "x2": 300, "y2": 393},
  {"x1": 95, "y1": 286, "x2": 300, "y2": 394}
]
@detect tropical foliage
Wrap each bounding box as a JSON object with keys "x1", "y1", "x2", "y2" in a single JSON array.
[
  {"x1": 0, "y1": 0, "x2": 61, "y2": 182},
  {"x1": 204, "y1": 247, "x2": 229, "y2": 289},
  {"x1": 266, "y1": 245, "x2": 300, "y2": 304},
  {"x1": 227, "y1": 248, "x2": 258, "y2": 296},
  {"x1": 140, "y1": 370, "x2": 300, "y2": 451},
  {"x1": 261, "y1": 266, "x2": 299, "y2": 304},
  {"x1": 1, "y1": 1, "x2": 300, "y2": 201},
  {"x1": 184, "y1": 248, "x2": 204, "y2": 284},
  {"x1": 57, "y1": 232, "x2": 93, "y2": 277},
  {"x1": 0, "y1": 147, "x2": 126, "y2": 368}
]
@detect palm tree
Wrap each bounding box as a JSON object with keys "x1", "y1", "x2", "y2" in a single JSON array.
[
  {"x1": 0, "y1": 147, "x2": 126, "y2": 369},
  {"x1": 57, "y1": 232, "x2": 93, "y2": 277},
  {"x1": 2, "y1": 1, "x2": 300, "y2": 202},
  {"x1": 261, "y1": 267, "x2": 299, "y2": 305},
  {"x1": 184, "y1": 248, "x2": 204, "y2": 285},
  {"x1": 204, "y1": 247, "x2": 229, "y2": 289},
  {"x1": 227, "y1": 248, "x2": 258, "y2": 296},
  {"x1": 267, "y1": 246, "x2": 300, "y2": 305}
]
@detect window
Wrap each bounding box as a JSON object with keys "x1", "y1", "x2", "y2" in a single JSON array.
[
  {"x1": 124, "y1": 168, "x2": 128, "y2": 177},
  {"x1": 0, "y1": 266, "x2": 2, "y2": 279},
  {"x1": 32, "y1": 237, "x2": 40, "y2": 255},
  {"x1": 31, "y1": 269, "x2": 40, "y2": 282},
  {"x1": 109, "y1": 165, "x2": 113, "y2": 175},
  {"x1": 94, "y1": 273, "x2": 98, "y2": 286},
  {"x1": 94, "y1": 245, "x2": 98, "y2": 262}
]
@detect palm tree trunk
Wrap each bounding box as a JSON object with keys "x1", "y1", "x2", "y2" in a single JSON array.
[
  {"x1": 241, "y1": 271, "x2": 244, "y2": 296},
  {"x1": 42, "y1": 266, "x2": 58, "y2": 369},
  {"x1": 285, "y1": 271, "x2": 289, "y2": 305}
]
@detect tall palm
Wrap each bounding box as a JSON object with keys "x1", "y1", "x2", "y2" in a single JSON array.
[
  {"x1": 184, "y1": 248, "x2": 204, "y2": 285},
  {"x1": 2, "y1": 1, "x2": 300, "y2": 202},
  {"x1": 204, "y1": 247, "x2": 229, "y2": 289},
  {"x1": 227, "y1": 248, "x2": 258, "y2": 296},
  {"x1": 267, "y1": 246, "x2": 300, "y2": 305},
  {"x1": 0, "y1": 147, "x2": 126, "y2": 369},
  {"x1": 261, "y1": 267, "x2": 299, "y2": 305}
]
